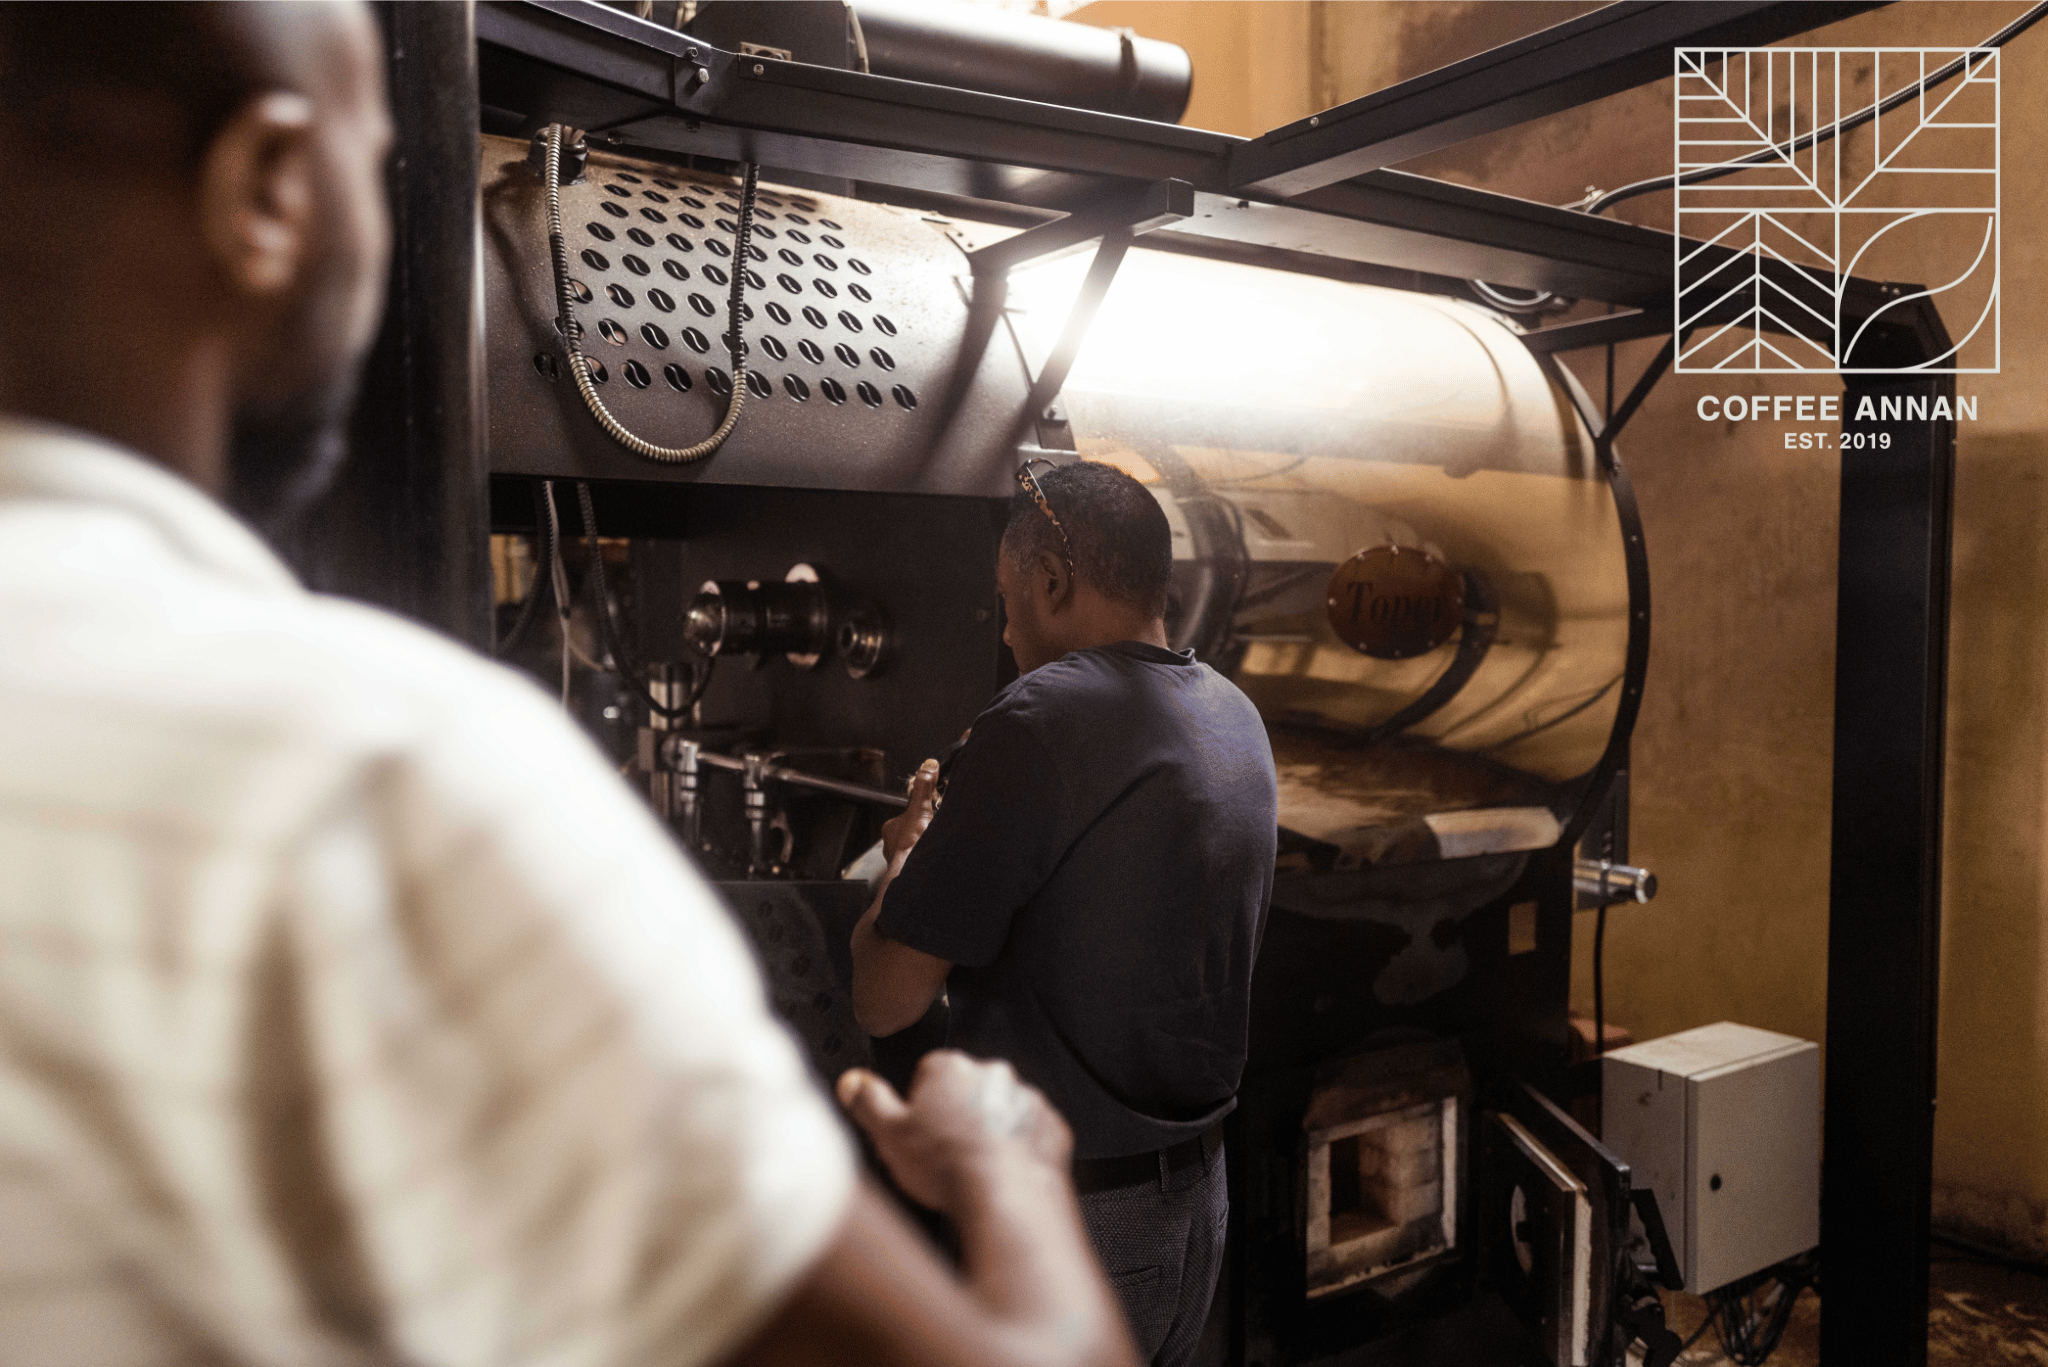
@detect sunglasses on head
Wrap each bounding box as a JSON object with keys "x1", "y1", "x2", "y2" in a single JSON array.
[{"x1": 1015, "y1": 458, "x2": 1076, "y2": 570}]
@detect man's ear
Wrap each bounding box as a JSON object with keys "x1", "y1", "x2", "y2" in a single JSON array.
[
  {"x1": 199, "y1": 92, "x2": 318, "y2": 299},
  {"x1": 1038, "y1": 549, "x2": 1073, "y2": 611}
]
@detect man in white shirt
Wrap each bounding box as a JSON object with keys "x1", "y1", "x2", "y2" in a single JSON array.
[{"x1": 0, "y1": 5, "x2": 1136, "y2": 1367}]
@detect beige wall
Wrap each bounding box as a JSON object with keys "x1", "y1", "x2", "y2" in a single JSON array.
[{"x1": 1072, "y1": 0, "x2": 2048, "y2": 1257}]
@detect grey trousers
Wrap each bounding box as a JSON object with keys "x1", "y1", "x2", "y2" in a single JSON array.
[{"x1": 1077, "y1": 1142, "x2": 1228, "y2": 1367}]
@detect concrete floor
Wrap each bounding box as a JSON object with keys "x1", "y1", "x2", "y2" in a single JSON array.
[{"x1": 1654, "y1": 1255, "x2": 2048, "y2": 1366}]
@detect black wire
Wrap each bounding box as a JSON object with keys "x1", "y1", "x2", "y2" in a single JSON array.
[
  {"x1": 1587, "y1": 4, "x2": 2048, "y2": 216},
  {"x1": 1594, "y1": 901, "x2": 1609, "y2": 1062},
  {"x1": 493, "y1": 482, "x2": 555, "y2": 658},
  {"x1": 1707, "y1": 1253, "x2": 1819, "y2": 1365},
  {"x1": 574, "y1": 480, "x2": 713, "y2": 721},
  {"x1": 1675, "y1": 1309, "x2": 1714, "y2": 1359},
  {"x1": 1931, "y1": 1228, "x2": 2048, "y2": 1278}
]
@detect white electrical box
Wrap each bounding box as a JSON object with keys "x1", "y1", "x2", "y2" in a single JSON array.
[{"x1": 1601, "y1": 1022, "x2": 1819, "y2": 1294}]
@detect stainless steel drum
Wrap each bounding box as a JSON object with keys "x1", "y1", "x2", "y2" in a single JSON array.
[{"x1": 998, "y1": 249, "x2": 1631, "y2": 868}]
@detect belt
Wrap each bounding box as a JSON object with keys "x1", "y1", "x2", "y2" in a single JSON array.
[{"x1": 1072, "y1": 1125, "x2": 1224, "y2": 1196}]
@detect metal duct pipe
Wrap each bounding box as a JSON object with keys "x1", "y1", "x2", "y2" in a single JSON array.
[{"x1": 851, "y1": 0, "x2": 1191, "y2": 122}]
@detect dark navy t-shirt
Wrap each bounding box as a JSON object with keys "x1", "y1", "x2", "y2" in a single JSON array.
[{"x1": 876, "y1": 640, "x2": 1278, "y2": 1159}]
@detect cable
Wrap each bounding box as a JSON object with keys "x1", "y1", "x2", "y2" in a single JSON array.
[
  {"x1": 845, "y1": 0, "x2": 870, "y2": 74},
  {"x1": 574, "y1": 480, "x2": 715, "y2": 722},
  {"x1": 543, "y1": 124, "x2": 759, "y2": 462},
  {"x1": 1706, "y1": 1251, "x2": 1818, "y2": 1365},
  {"x1": 1586, "y1": 4, "x2": 2048, "y2": 216},
  {"x1": 543, "y1": 479, "x2": 572, "y2": 707},
  {"x1": 1469, "y1": 278, "x2": 1572, "y2": 316},
  {"x1": 493, "y1": 482, "x2": 556, "y2": 658},
  {"x1": 1674, "y1": 1310, "x2": 1714, "y2": 1360}
]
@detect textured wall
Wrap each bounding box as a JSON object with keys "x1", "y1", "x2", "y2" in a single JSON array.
[{"x1": 1071, "y1": 0, "x2": 2048, "y2": 1257}]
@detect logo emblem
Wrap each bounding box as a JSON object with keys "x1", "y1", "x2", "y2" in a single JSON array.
[
  {"x1": 1325, "y1": 546, "x2": 1464, "y2": 660},
  {"x1": 1674, "y1": 46, "x2": 1999, "y2": 373}
]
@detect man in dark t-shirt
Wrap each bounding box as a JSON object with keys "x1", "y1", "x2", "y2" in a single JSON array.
[{"x1": 851, "y1": 460, "x2": 1278, "y2": 1366}]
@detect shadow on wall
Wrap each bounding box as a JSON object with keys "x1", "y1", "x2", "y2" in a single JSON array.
[{"x1": 1938, "y1": 432, "x2": 2048, "y2": 1260}]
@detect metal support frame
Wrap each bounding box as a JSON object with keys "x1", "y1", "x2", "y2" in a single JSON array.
[
  {"x1": 475, "y1": 0, "x2": 1882, "y2": 311},
  {"x1": 967, "y1": 176, "x2": 1192, "y2": 276},
  {"x1": 962, "y1": 176, "x2": 1192, "y2": 447},
  {"x1": 1228, "y1": 1, "x2": 1882, "y2": 197},
  {"x1": 298, "y1": 2, "x2": 490, "y2": 647},
  {"x1": 1013, "y1": 231, "x2": 1126, "y2": 449},
  {"x1": 1528, "y1": 333, "x2": 1670, "y2": 852}
]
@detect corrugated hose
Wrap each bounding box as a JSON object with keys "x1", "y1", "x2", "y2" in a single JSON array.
[{"x1": 543, "y1": 123, "x2": 758, "y2": 462}]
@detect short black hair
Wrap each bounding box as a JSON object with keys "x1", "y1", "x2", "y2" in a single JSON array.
[
  {"x1": 1004, "y1": 461, "x2": 1173, "y2": 619},
  {"x1": 0, "y1": 3, "x2": 293, "y2": 173}
]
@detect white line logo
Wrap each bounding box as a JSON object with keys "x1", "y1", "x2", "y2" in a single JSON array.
[{"x1": 1674, "y1": 47, "x2": 1999, "y2": 373}]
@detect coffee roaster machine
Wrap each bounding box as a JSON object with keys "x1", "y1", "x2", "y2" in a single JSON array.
[{"x1": 333, "y1": 4, "x2": 1963, "y2": 1365}]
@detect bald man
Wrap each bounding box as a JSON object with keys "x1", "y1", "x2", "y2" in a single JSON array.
[{"x1": 0, "y1": 7, "x2": 1134, "y2": 1367}]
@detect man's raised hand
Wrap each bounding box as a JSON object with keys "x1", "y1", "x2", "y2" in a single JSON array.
[
  {"x1": 836, "y1": 1051, "x2": 1072, "y2": 1216},
  {"x1": 880, "y1": 758, "x2": 941, "y2": 867}
]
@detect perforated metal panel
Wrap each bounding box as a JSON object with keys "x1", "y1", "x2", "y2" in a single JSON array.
[{"x1": 482, "y1": 135, "x2": 1029, "y2": 496}]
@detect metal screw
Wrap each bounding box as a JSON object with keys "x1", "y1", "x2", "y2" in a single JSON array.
[
  {"x1": 1309, "y1": 115, "x2": 1320, "y2": 126},
  {"x1": 753, "y1": 62, "x2": 765, "y2": 74}
]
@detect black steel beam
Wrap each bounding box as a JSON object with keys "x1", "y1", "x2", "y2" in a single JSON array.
[
  {"x1": 1823, "y1": 348, "x2": 1955, "y2": 1367},
  {"x1": 478, "y1": 0, "x2": 1909, "y2": 316},
  {"x1": 1228, "y1": 0, "x2": 1887, "y2": 198},
  {"x1": 1519, "y1": 309, "x2": 1672, "y2": 353},
  {"x1": 293, "y1": 2, "x2": 491, "y2": 647},
  {"x1": 967, "y1": 177, "x2": 1192, "y2": 276}
]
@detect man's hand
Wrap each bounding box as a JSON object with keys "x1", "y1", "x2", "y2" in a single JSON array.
[
  {"x1": 850, "y1": 759, "x2": 954, "y2": 1036},
  {"x1": 837, "y1": 1052, "x2": 1071, "y2": 1215},
  {"x1": 880, "y1": 759, "x2": 940, "y2": 867},
  {"x1": 728, "y1": 1055, "x2": 1135, "y2": 1367}
]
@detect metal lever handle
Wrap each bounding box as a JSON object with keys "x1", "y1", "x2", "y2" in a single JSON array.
[
  {"x1": 673, "y1": 741, "x2": 911, "y2": 810},
  {"x1": 1574, "y1": 858, "x2": 1657, "y2": 905}
]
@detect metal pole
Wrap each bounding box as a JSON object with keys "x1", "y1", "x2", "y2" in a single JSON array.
[
  {"x1": 1821, "y1": 368, "x2": 1955, "y2": 1367},
  {"x1": 304, "y1": 1, "x2": 490, "y2": 647}
]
